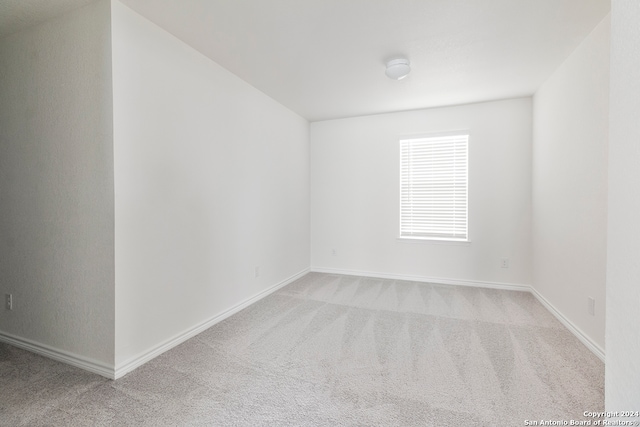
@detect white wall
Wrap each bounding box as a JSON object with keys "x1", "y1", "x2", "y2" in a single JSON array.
[
  {"x1": 111, "y1": 1, "x2": 310, "y2": 368},
  {"x1": 311, "y1": 98, "x2": 532, "y2": 286},
  {"x1": 532, "y1": 16, "x2": 610, "y2": 353},
  {"x1": 0, "y1": 1, "x2": 114, "y2": 366},
  {"x1": 606, "y1": 0, "x2": 640, "y2": 410}
]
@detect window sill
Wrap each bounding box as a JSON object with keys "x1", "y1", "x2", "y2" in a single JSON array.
[{"x1": 396, "y1": 237, "x2": 472, "y2": 246}]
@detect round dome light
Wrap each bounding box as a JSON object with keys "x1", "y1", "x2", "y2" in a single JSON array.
[{"x1": 385, "y1": 58, "x2": 411, "y2": 80}]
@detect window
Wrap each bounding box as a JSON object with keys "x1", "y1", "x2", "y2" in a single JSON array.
[{"x1": 399, "y1": 133, "x2": 468, "y2": 241}]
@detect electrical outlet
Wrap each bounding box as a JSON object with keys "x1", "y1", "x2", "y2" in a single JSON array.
[
  {"x1": 500, "y1": 258, "x2": 509, "y2": 269},
  {"x1": 588, "y1": 297, "x2": 595, "y2": 316},
  {"x1": 254, "y1": 266, "x2": 260, "y2": 278},
  {"x1": 5, "y1": 294, "x2": 12, "y2": 310},
  {"x1": 332, "y1": 249, "x2": 336, "y2": 256}
]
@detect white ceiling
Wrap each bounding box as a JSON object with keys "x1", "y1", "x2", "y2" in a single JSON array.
[{"x1": 2, "y1": 1, "x2": 610, "y2": 122}]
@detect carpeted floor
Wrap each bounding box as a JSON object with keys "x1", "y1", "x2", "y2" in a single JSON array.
[{"x1": 1, "y1": 273, "x2": 604, "y2": 426}]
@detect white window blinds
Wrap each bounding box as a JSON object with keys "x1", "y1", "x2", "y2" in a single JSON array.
[{"x1": 400, "y1": 134, "x2": 468, "y2": 241}]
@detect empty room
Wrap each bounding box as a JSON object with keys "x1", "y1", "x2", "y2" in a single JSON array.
[{"x1": 1, "y1": 0, "x2": 639, "y2": 425}]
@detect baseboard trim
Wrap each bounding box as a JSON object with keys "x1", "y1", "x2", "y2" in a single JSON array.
[
  {"x1": 2, "y1": 266, "x2": 605, "y2": 380},
  {"x1": 114, "y1": 268, "x2": 310, "y2": 379},
  {"x1": 311, "y1": 266, "x2": 605, "y2": 362},
  {"x1": 310, "y1": 267, "x2": 531, "y2": 292},
  {"x1": 529, "y1": 287, "x2": 605, "y2": 362},
  {"x1": 0, "y1": 331, "x2": 115, "y2": 379}
]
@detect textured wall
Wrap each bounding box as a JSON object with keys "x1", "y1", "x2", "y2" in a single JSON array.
[
  {"x1": 310, "y1": 98, "x2": 532, "y2": 286},
  {"x1": 0, "y1": 0, "x2": 96, "y2": 39},
  {"x1": 111, "y1": 1, "x2": 310, "y2": 367},
  {"x1": 532, "y1": 16, "x2": 610, "y2": 352},
  {"x1": 0, "y1": 0, "x2": 114, "y2": 365},
  {"x1": 606, "y1": 0, "x2": 640, "y2": 411}
]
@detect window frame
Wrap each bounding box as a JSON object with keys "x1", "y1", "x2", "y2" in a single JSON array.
[{"x1": 398, "y1": 131, "x2": 470, "y2": 243}]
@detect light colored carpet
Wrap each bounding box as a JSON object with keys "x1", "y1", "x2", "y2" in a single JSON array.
[{"x1": 0, "y1": 272, "x2": 604, "y2": 426}]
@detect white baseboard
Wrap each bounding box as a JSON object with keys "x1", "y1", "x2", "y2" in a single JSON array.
[
  {"x1": 529, "y1": 287, "x2": 605, "y2": 362},
  {"x1": 311, "y1": 266, "x2": 531, "y2": 292},
  {"x1": 0, "y1": 268, "x2": 309, "y2": 380},
  {"x1": 0, "y1": 331, "x2": 115, "y2": 379},
  {"x1": 2, "y1": 266, "x2": 605, "y2": 380},
  {"x1": 114, "y1": 268, "x2": 310, "y2": 379},
  {"x1": 311, "y1": 266, "x2": 606, "y2": 362}
]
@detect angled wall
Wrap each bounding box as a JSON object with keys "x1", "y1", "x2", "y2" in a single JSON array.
[
  {"x1": 111, "y1": 1, "x2": 310, "y2": 372},
  {"x1": 532, "y1": 15, "x2": 610, "y2": 355},
  {"x1": 0, "y1": 0, "x2": 115, "y2": 371}
]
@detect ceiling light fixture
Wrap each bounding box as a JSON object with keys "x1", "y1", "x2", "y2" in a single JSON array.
[{"x1": 385, "y1": 58, "x2": 411, "y2": 80}]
